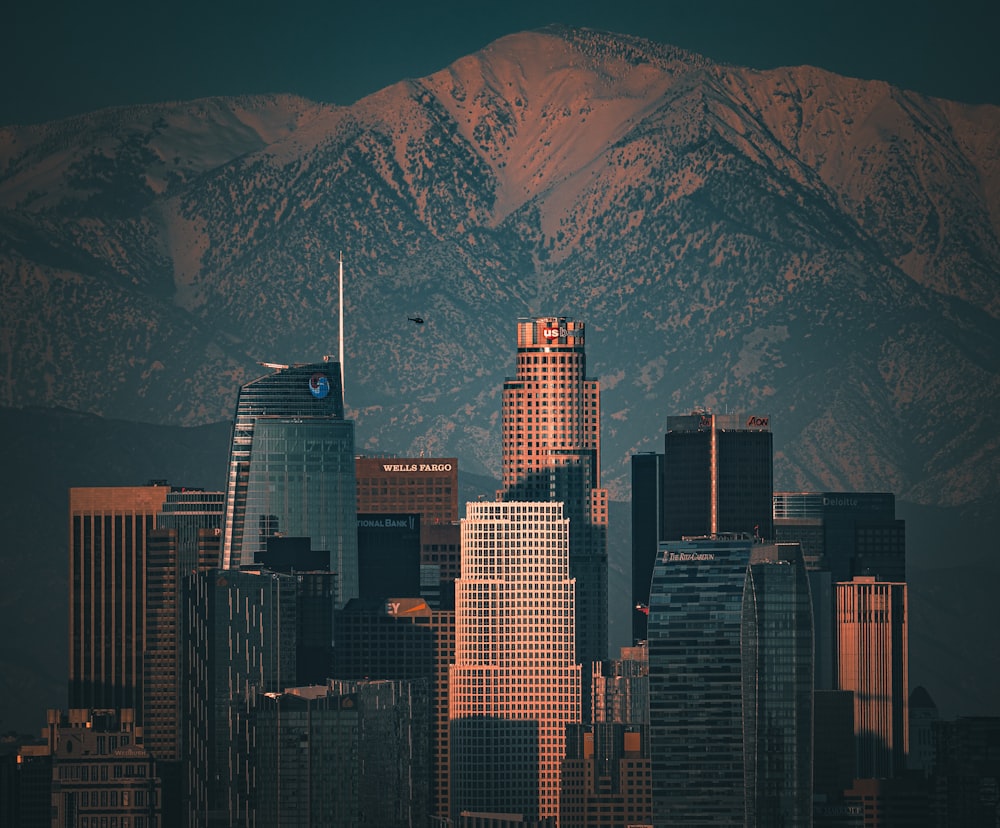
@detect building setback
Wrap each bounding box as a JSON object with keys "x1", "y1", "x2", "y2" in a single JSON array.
[
  {"x1": 450, "y1": 501, "x2": 580, "y2": 823},
  {"x1": 499, "y1": 317, "x2": 608, "y2": 665}
]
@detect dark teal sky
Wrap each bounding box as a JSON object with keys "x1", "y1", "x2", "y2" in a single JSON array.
[{"x1": 4, "y1": 0, "x2": 998, "y2": 125}]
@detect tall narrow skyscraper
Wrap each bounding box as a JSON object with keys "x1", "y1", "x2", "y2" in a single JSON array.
[
  {"x1": 837, "y1": 576, "x2": 909, "y2": 779},
  {"x1": 742, "y1": 542, "x2": 814, "y2": 826},
  {"x1": 220, "y1": 358, "x2": 358, "y2": 606},
  {"x1": 661, "y1": 412, "x2": 773, "y2": 542},
  {"x1": 499, "y1": 316, "x2": 608, "y2": 664},
  {"x1": 647, "y1": 535, "x2": 754, "y2": 826},
  {"x1": 68, "y1": 483, "x2": 171, "y2": 713},
  {"x1": 450, "y1": 501, "x2": 581, "y2": 823}
]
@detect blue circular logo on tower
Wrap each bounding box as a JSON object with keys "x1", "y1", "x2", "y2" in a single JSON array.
[{"x1": 309, "y1": 373, "x2": 331, "y2": 399}]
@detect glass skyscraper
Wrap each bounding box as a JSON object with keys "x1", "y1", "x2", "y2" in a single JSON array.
[
  {"x1": 647, "y1": 535, "x2": 753, "y2": 827},
  {"x1": 220, "y1": 359, "x2": 358, "y2": 606},
  {"x1": 742, "y1": 542, "x2": 814, "y2": 826}
]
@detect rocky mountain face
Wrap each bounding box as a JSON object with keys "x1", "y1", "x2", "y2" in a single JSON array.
[
  {"x1": 2, "y1": 25, "x2": 997, "y2": 508},
  {"x1": 1, "y1": 26, "x2": 998, "y2": 729}
]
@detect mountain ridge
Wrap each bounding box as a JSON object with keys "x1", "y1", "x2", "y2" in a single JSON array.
[{"x1": 0, "y1": 25, "x2": 997, "y2": 508}]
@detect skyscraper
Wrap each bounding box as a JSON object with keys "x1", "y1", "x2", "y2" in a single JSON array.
[
  {"x1": 836, "y1": 576, "x2": 909, "y2": 779},
  {"x1": 220, "y1": 359, "x2": 358, "y2": 606},
  {"x1": 630, "y1": 452, "x2": 662, "y2": 644},
  {"x1": 68, "y1": 483, "x2": 171, "y2": 713},
  {"x1": 742, "y1": 542, "x2": 814, "y2": 826},
  {"x1": 661, "y1": 411, "x2": 773, "y2": 542},
  {"x1": 450, "y1": 501, "x2": 580, "y2": 823},
  {"x1": 499, "y1": 316, "x2": 608, "y2": 665},
  {"x1": 647, "y1": 535, "x2": 754, "y2": 826},
  {"x1": 145, "y1": 488, "x2": 224, "y2": 762}
]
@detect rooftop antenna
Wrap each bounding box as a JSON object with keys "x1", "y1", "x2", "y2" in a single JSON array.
[{"x1": 339, "y1": 251, "x2": 345, "y2": 405}]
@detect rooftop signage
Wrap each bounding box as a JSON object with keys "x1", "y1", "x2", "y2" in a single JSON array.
[
  {"x1": 379, "y1": 462, "x2": 453, "y2": 473},
  {"x1": 309, "y1": 373, "x2": 330, "y2": 399}
]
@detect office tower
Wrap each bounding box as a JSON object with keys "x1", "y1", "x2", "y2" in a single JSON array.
[
  {"x1": 356, "y1": 512, "x2": 421, "y2": 600},
  {"x1": 560, "y1": 723, "x2": 652, "y2": 828},
  {"x1": 333, "y1": 597, "x2": 454, "y2": 819},
  {"x1": 773, "y1": 492, "x2": 905, "y2": 582},
  {"x1": 647, "y1": 535, "x2": 754, "y2": 826},
  {"x1": 630, "y1": 452, "x2": 662, "y2": 643},
  {"x1": 47, "y1": 709, "x2": 160, "y2": 828},
  {"x1": 836, "y1": 577, "x2": 909, "y2": 779},
  {"x1": 933, "y1": 716, "x2": 1000, "y2": 825},
  {"x1": 661, "y1": 411, "x2": 773, "y2": 542},
  {"x1": 499, "y1": 317, "x2": 608, "y2": 665},
  {"x1": 68, "y1": 483, "x2": 171, "y2": 713},
  {"x1": 355, "y1": 456, "x2": 461, "y2": 607},
  {"x1": 742, "y1": 542, "x2": 814, "y2": 826},
  {"x1": 144, "y1": 489, "x2": 223, "y2": 762},
  {"x1": 255, "y1": 680, "x2": 430, "y2": 828},
  {"x1": 450, "y1": 501, "x2": 581, "y2": 823},
  {"x1": 220, "y1": 359, "x2": 358, "y2": 606},
  {"x1": 813, "y1": 690, "x2": 858, "y2": 805},
  {"x1": 183, "y1": 567, "x2": 299, "y2": 827}
]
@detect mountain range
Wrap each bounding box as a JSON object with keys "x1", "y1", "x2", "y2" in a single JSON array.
[{"x1": 0, "y1": 26, "x2": 997, "y2": 731}]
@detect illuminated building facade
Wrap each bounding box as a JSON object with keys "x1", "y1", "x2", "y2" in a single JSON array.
[
  {"x1": 661, "y1": 412, "x2": 773, "y2": 542},
  {"x1": 220, "y1": 360, "x2": 358, "y2": 606},
  {"x1": 647, "y1": 535, "x2": 753, "y2": 826},
  {"x1": 836, "y1": 576, "x2": 909, "y2": 779},
  {"x1": 742, "y1": 542, "x2": 814, "y2": 826},
  {"x1": 68, "y1": 483, "x2": 171, "y2": 713},
  {"x1": 499, "y1": 317, "x2": 608, "y2": 665},
  {"x1": 450, "y1": 501, "x2": 580, "y2": 823}
]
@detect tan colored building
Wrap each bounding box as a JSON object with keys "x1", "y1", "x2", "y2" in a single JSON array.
[{"x1": 499, "y1": 317, "x2": 608, "y2": 665}]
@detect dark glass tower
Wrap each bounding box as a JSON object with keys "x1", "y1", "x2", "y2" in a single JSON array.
[
  {"x1": 221, "y1": 359, "x2": 358, "y2": 606},
  {"x1": 647, "y1": 536, "x2": 753, "y2": 826},
  {"x1": 631, "y1": 452, "x2": 662, "y2": 643},
  {"x1": 661, "y1": 412, "x2": 773, "y2": 542},
  {"x1": 742, "y1": 542, "x2": 814, "y2": 826}
]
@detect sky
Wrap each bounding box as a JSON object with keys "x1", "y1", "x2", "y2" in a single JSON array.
[{"x1": 3, "y1": 0, "x2": 999, "y2": 126}]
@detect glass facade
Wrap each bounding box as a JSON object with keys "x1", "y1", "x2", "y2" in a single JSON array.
[
  {"x1": 647, "y1": 536, "x2": 753, "y2": 827},
  {"x1": 742, "y1": 543, "x2": 814, "y2": 826},
  {"x1": 221, "y1": 360, "x2": 358, "y2": 606}
]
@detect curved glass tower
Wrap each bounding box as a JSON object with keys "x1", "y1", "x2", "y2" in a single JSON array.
[{"x1": 221, "y1": 359, "x2": 358, "y2": 606}]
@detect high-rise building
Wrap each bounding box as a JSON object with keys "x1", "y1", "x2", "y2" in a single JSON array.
[
  {"x1": 630, "y1": 452, "x2": 662, "y2": 643},
  {"x1": 560, "y1": 723, "x2": 652, "y2": 828},
  {"x1": 356, "y1": 512, "x2": 421, "y2": 601},
  {"x1": 836, "y1": 576, "x2": 909, "y2": 779},
  {"x1": 450, "y1": 501, "x2": 581, "y2": 823},
  {"x1": 499, "y1": 316, "x2": 608, "y2": 665},
  {"x1": 661, "y1": 412, "x2": 773, "y2": 542},
  {"x1": 773, "y1": 492, "x2": 905, "y2": 582},
  {"x1": 742, "y1": 542, "x2": 814, "y2": 826},
  {"x1": 647, "y1": 535, "x2": 754, "y2": 826},
  {"x1": 68, "y1": 483, "x2": 171, "y2": 713},
  {"x1": 144, "y1": 489, "x2": 223, "y2": 762},
  {"x1": 220, "y1": 359, "x2": 358, "y2": 606},
  {"x1": 355, "y1": 456, "x2": 460, "y2": 607},
  {"x1": 256, "y1": 679, "x2": 431, "y2": 828},
  {"x1": 183, "y1": 567, "x2": 299, "y2": 827}
]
